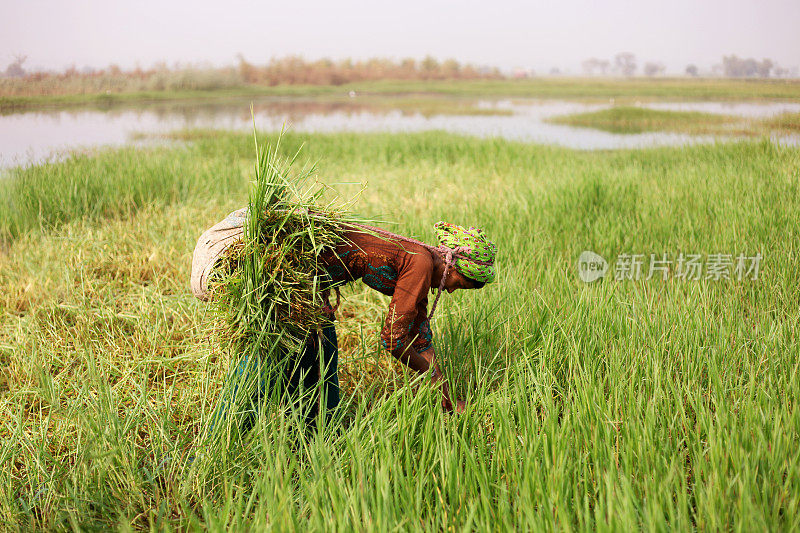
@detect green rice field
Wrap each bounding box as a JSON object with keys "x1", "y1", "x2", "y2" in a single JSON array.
[{"x1": 1, "y1": 128, "x2": 799, "y2": 530}]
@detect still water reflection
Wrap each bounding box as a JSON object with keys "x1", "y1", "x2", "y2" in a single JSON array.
[{"x1": 2, "y1": 97, "x2": 799, "y2": 169}]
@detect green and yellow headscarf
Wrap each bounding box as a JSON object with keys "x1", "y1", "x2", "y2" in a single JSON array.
[{"x1": 434, "y1": 221, "x2": 496, "y2": 284}]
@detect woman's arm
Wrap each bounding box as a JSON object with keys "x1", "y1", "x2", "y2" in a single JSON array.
[{"x1": 380, "y1": 253, "x2": 465, "y2": 412}]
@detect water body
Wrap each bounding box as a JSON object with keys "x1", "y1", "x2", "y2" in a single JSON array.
[{"x1": 1, "y1": 97, "x2": 799, "y2": 170}]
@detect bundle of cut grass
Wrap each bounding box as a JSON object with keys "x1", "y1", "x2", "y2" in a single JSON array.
[{"x1": 204, "y1": 131, "x2": 356, "y2": 444}]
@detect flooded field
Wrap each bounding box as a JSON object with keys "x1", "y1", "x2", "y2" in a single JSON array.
[{"x1": 2, "y1": 96, "x2": 800, "y2": 169}]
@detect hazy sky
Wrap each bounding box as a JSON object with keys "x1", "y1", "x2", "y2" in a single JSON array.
[{"x1": 2, "y1": 0, "x2": 799, "y2": 74}]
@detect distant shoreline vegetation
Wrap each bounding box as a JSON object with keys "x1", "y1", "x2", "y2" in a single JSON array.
[
  {"x1": 2, "y1": 78, "x2": 800, "y2": 115},
  {"x1": 0, "y1": 56, "x2": 503, "y2": 98},
  {"x1": 2, "y1": 54, "x2": 800, "y2": 113}
]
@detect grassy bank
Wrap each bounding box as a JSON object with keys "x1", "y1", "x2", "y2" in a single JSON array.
[
  {"x1": 547, "y1": 105, "x2": 800, "y2": 136},
  {"x1": 764, "y1": 111, "x2": 800, "y2": 132},
  {"x1": 1, "y1": 131, "x2": 799, "y2": 530},
  {"x1": 3, "y1": 77, "x2": 800, "y2": 113}
]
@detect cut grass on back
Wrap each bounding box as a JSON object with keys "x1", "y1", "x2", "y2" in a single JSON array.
[{"x1": 202, "y1": 131, "x2": 358, "y2": 450}]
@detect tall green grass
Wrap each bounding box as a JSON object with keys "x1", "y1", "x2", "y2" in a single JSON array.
[
  {"x1": 0, "y1": 131, "x2": 798, "y2": 529},
  {"x1": 0, "y1": 143, "x2": 246, "y2": 244}
]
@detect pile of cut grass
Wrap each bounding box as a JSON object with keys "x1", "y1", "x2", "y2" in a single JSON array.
[{"x1": 203, "y1": 132, "x2": 355, "y2": 446}]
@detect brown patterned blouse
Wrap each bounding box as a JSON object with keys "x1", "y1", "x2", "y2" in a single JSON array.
[{"x1": 319, "y1": 228, "x2": 434, "y2": 354}]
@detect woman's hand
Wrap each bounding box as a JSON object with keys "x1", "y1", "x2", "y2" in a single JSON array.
[
  {"x1": 432, "y1": 366, "x2": 466, "y2": 414},
  {"x1": 442, "y1": 395, "x2": 467, "y2": 414},
  {"x1": 401, "y1": 346, "x2": 466, "y2": 413}
]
